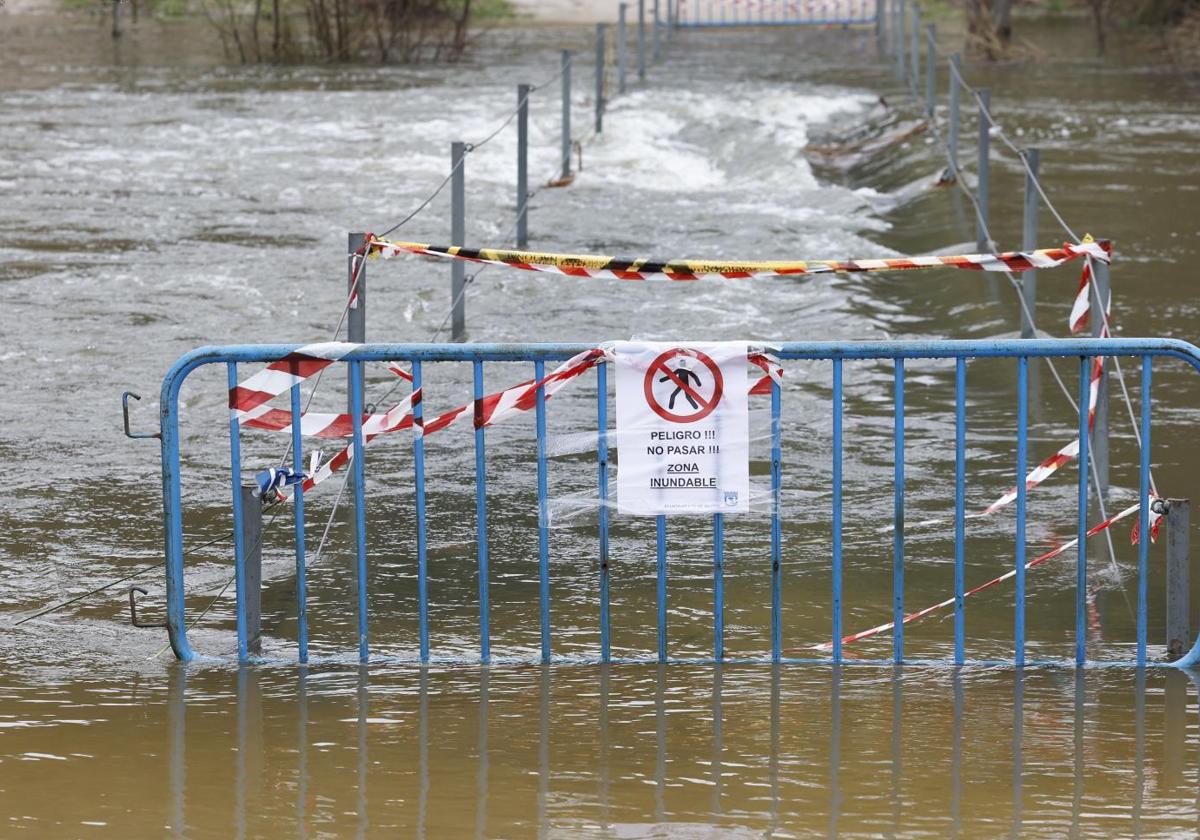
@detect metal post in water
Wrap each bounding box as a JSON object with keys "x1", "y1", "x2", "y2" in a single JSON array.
[
  {"x1": 948, "y1": 53, "x2": 961, "y2": 175},
  {"x1": 653, "y1": 0, "x2": 661, "y2": 61},
  {"x1": 618, "y1": 3, "x2": 628, "y2": 95},
  {"x1": 1091, "y1": 258, "x2": 1110, "y2": 496},
  {"x1": 638, "y1": 0, "x2": 647, "y2": 81},
  {"x1": 875, "y1": 0, "x2": 883, "y2": 47},
  {"x1": 561, "y1": 51, "x2": 572, "y2": 182},
  {"x1": 347, "y1": 232, "x2": 366, "y2": 418},
  {"x1": 895, "y1": 0, "x2": 905, "y2": 81},
  {"x1": 451, "y1": 141, "x2": 467, "y2": 342},
  {"x1": 1166, "y1": 499, "x2": 1191, "y2": 660},
  {"x1": 240, "y1": 485, "x2": 262, "y2": 655},
  {"x1": 1020, "y1": 148, "x2": 1039, "y2": 338},
  {"x1": 517, "y1": 83, "x2": 530, "y2": 249},
  {"x1": 910, "y1": 5, "x2": 920, "y2": 95},
  {"x1": 924, "y1": 24, "x2": 936, "y2": 117},
  {"x1": 595, "y1": 24, "x2": 606, "y2": 134},
  {"x1": 976, "y1": 88, "x2": 991, "y2": 252}
]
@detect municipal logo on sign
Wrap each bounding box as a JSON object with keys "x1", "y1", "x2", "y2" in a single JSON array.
[{"x1": 643, "y1": 348, "x2": 725, "y2": 424}]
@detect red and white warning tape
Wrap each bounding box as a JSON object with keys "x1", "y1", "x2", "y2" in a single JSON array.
[
  {"x1": 230, "y1": 344, "x2": 783, "y2": 501},
  {"x1": 362, "y1": 236, "x2": 1111, "y2": 282},
  {"x1": 821, "y1": 500, "x2": 1146, "y2": 651}
]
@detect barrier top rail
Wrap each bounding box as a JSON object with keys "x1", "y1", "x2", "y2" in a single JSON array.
[{"x1": 159, "y1": 337, "x2": 1198, "y2": 669}]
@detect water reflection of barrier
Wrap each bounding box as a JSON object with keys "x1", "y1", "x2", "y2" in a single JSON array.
[
  {"x1": 161, "y1": 666, "x2": 1197, "y2": 835},
  {"x1": 157, "y1": 338, "x2": 1197, "y2": 667}
]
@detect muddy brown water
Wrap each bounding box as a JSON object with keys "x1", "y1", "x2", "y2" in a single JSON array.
[{"x1": 2, "y1": 12, "x2": 1200, "y2": 837}]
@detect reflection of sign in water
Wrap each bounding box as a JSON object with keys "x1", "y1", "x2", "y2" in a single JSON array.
[
  {"x1": 643, "y1": 348, "x2": 724, "y2": 423},
  {"x1": 615, "y1": 342, "x2": 750, "y2": 516}
]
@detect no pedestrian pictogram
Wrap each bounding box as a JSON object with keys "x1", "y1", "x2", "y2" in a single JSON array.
[{"x1": 643, "y1": 348, "x2": 724, "y2": 424}]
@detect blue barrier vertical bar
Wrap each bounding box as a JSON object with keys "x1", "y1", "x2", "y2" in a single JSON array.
[
  {"x1": 770, "y1": 379, "x2": 783, "y2": 663},
  {"x1": 350, "y1": 360, "x2": 369, "y2": 663},
  {"x1": 657, "y1": 515, "x2": 668, "y2": 663},
  {"x1": 893, "y1": 360, "x2": 905, "y2": 664},
  {"x1": 290, "y1": 383, "x2": 309, "y2": 664},
  {"x1": 535, "y1": 360, "x2": 551, "y2": 664},
  {"x1": 412, "y1": 360, "x2": 430, "y2": 663},
  {"x1": 1015, "y1": 356, "x2": 1028, "y2": 667},
  {"x1": 1075, "y1": 356, "x2": 1089, "y2": 666},
  {"x1": 474, "y1": 360, "x2": 491, "y2": 664},
  {"x1": 597, "y1": 363, "x2": 611, "y2": 663},
  {"x1": 227, "y1": 362, "x2": 249, "y2": 663},
  {"x1": 954, "y1": 358, "x2": 966, "y2": 666},
  {"x1": 1137, "y1": 356, "x2": 1152, "y2": 666},
  {"x1": 832, "y1": 359, "x2": 844, "y2": 664},
  {"x1": 713, "y1": 513, "x2": 724, "y2": 661}
]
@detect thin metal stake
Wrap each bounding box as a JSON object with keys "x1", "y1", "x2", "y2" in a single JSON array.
[
  {"x1": 1021, "y1": 148, "x2": 1040, "y2": 338},
  {"x1": 910, "y1": 5, "x2": 920, "y2": 95},
  {"x1": 638, "y1": 0, "x2": 647, "y2": 80},
  {"x1": 976, "y1": 88, "x2": 991, "y2": 252},
  {"x1": 924, "y1": 24, "x2": 936, "y2": 117},
  {"x1": 618, "y1": 3, "x2": 628, "y2": 95},
  {"x1": 451, "y1": 141, "x2": 467, "y2": 342},
  {"x1": 595, "y1": 24, "x2": 606, "y2": 134},
  {"x1": 948, "y1": 53, "x2": 961, "y2": 175},
  {"x1": 560, "y1": 51, "x2": 572, "y2": 182},
  {"x1": 516, "y1": 83, "x2": 530, "y2": 249}
]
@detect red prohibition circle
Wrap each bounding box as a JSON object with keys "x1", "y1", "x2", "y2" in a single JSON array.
[{"x1": 643, "y1": 348, "x2": 724, "y2": 424}]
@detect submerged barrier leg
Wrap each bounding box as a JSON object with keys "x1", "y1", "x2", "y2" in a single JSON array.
[
  {"x1": 450, "y1": 141, "x2": 467, "y2": 342},
  {"x1": 1137, "y1": 357, "x2": 1152, "y2": 667},
  {"x1": 618, "y1": 3, "x2": 628, "y2": 95},
  {"x1": 770, "y1": 380, "x2": 782, "y2": 663},
  {"x1": 474, "y1": 361, "x2": 491, "y2": 665},
  {"x1": 595, "y1": 24, "x2": 606, "y2": 134},
  {"x1": 228, "y1": 362, "x2": 250, "y2": 663},
  {"x1": 350, "y1": 361, "x2": 369, "y2": 663},
  {"x1": 1167, "y1": 499, "x2": 1191, "y2": 660},
  {"x1": 535, "y1": 360, "x2": 551, "y2": 664},
  {"x1": 1076, "y1": 357, "x2": 1090, "y2": 667},
  {"x1": 975, "y1": 88, "x2": 991, "y2": 252},
  {"x1": 289, "y1": 384, "x2": 307, "y2": 663},
  {"x1": 954, "y1": 358, "x2": 966, "y2": 665},
  {"x1": 597, "y1": 363, "x2": 611, "y2": 663},
  {"x1": 894, "y1": 0, "x2": 905, "y2": 82},
  {"x1": 412, "y1": 361, "x2": 430, "y2": 663},
  {"x1": 713, "y1": 513, "x2": 724, "y2": 661},
  {"x1": 241, "y1": 484, "x2": 263, "y2": 657},
  {"x1": 657, "y1": 515, "x2": 668, "y2": 663},
  {"x1": 948, "y1": 53, "x2": 961, "y2": 176},
  {"x1": 832, "y1": 359, "x2": 844, "y2": 664},
  {"x1": 1021, "y1": 148, "x2": 1040, "y2": 339},
  {"x1": 893, "y1": 361, "x2": 905, "y2": 665},
  {"x1": 1015, "y1": 357, "x2": 1028, "y2": 666},
  {"x1": 560, "y1": 51, "x2": 572, "y2": 182},
  {"x1": 517, "y1": 83, "x2": 530, "y2": 249}
]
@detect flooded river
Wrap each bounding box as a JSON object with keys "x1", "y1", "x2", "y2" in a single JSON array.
[{"x1": 2, "y1": 11, "x2": 1200, "y2": 836}]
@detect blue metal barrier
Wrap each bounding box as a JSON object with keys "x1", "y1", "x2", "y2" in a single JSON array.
[
  {"x1": 157, "y1": 338, "x2": 1200, "y2": 667},
  {"x1": 672, "y1": 0, "x2": 877, "y2": 27}
]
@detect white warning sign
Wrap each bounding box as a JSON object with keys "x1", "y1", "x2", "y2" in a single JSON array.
[{"x1": 614, "y1": 341, "x2": 750, "y2": 516}]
